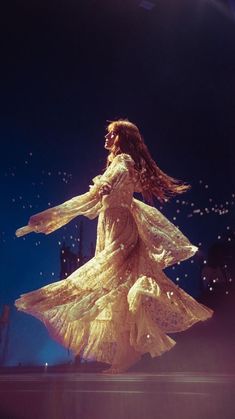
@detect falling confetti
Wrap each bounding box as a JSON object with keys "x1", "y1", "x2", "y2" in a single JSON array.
[{"x1": 1, "y1": 152, "x2": 234, "y2": 300}]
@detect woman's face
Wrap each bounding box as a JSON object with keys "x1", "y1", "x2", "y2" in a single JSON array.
[{"x1": 104, "y1": 130, "x2": 117, "y2": 150}]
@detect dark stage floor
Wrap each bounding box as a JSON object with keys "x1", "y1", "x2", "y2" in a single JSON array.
[
  {"x1": 0, "y1": 284, "x2": 234, "y2": 419},
  {"x1": 0, "y1": 370, "x2": 234, "y2": 419}
]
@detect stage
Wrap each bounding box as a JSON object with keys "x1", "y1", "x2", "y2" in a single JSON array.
[
  {"x1": 0, "y1": 370, "x2": 234, "y2": 419},
  {"x1": 1, "y1": 284, "x2": 234, "y2": 419}
]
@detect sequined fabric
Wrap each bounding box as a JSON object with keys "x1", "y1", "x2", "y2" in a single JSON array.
[{"x1": 15, "y1": 153, "x2": 213, "y2": 365}]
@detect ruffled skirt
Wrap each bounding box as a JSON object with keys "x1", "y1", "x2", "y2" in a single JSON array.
[{"x1": 15, "y1": 204, "x2": 213, "y2": 365}]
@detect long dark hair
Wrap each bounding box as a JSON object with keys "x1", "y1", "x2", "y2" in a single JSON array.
[{"x1": 106, "y1": 119, "x2": 191, "y2": 204}]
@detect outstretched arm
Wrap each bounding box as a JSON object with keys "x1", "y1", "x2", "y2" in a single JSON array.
[
  {"x1": 16, "y1": 153, "x2": 134, "y2": 237},
  {"x1": 16, "y1": 188, "x2": 102, "y2": 237}
]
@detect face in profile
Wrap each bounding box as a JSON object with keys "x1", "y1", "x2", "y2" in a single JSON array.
[{"x1": 104, "y1": 130, "x2": 118, "y2": 150}]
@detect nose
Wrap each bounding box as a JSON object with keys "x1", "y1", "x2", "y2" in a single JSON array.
[{"x1": 105, "y1": 131, "x2": 116, "y2": 140}]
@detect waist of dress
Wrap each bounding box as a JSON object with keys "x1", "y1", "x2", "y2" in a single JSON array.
[
  {"x1": 101, "y1": 195, "x2": 133, "y2": 210},
  {"x1": 100, "y1": 201, "x2": 132, "y2": 212}
]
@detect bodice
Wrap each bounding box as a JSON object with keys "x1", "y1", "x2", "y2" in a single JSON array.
[{"x1": 91, "y1": 153, "x2": 142, "y2": 210}]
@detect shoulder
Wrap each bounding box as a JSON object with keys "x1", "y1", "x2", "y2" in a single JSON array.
[{"x1": 112, "y1": 153, "x2": 135, "y2": 166}]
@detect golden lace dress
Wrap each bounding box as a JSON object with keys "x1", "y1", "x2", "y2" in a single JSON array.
[{"x1": 15, "y1": 153, "x2": 213, "y2": 364}]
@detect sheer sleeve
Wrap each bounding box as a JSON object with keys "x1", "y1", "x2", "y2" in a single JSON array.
[
  {"x1": 15, "y1": 188, "x2": 102, "y2": 237},
  {"x1": 15, "y1": 153, "x2": 134, "y2": 237},
  {"x1": 131, "y1": 198, "x2": 198, "y2": 269}
]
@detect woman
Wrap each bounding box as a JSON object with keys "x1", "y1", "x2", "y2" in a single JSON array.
[{"x1": 15, "y1": 119, "x2": 213, "y2": 373}]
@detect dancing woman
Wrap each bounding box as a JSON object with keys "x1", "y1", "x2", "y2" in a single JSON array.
[{"x1": 15, "y1": 120, "x2": 213, "y2": 373}]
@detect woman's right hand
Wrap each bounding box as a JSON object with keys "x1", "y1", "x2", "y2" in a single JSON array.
[{"x1": 16, "y1": 207, "x2": 58, "y2": 237}]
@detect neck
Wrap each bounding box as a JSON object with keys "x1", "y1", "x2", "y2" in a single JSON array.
[{"x1": 108, "y1": 152, "x2": 115, "y2": 162}]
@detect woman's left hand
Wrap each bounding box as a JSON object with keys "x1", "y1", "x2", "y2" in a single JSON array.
[{"x1": 98, "y1": 183, "x2": 111, "y2": 197}]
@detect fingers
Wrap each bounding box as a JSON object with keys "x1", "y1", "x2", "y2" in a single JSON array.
[
  {"x1": 15, "y1": 225, "x2": 35, "y2": 237},
  {"x1": 99, "y1": 184, "x2": 111, "y2": 196}
]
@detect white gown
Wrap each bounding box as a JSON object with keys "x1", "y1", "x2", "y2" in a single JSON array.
[{"x1": 15, "y1": 153, "x2": 213, "y2": 365}]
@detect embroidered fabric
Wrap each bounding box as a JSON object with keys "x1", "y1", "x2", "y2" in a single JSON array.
[{"x1": 15, "y1": 153, "x2": 213, "y2": 365}]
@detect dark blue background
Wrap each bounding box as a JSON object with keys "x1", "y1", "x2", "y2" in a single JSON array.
[{"x1": 0, "y1": 0, "x2": 234, "y2": 365}]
